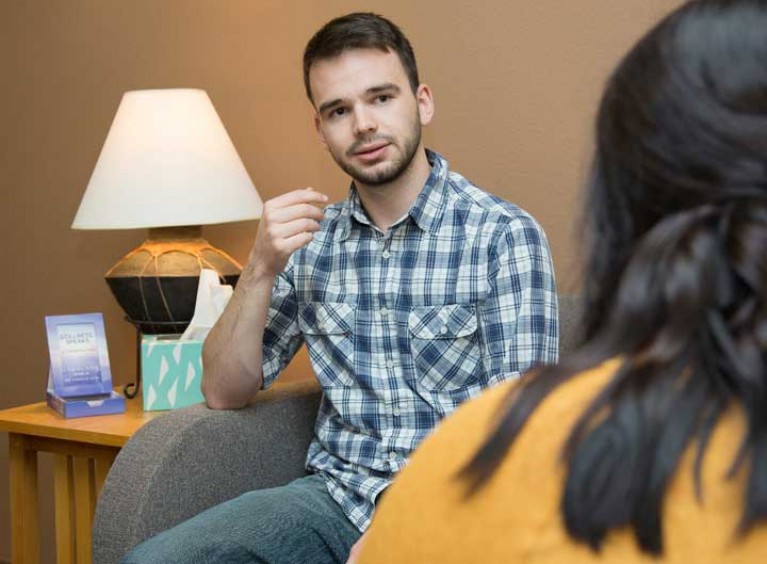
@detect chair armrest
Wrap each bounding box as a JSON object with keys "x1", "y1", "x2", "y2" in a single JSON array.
[
  {"x1": 93, "y1": 378, "x2": 322, "y2": 564},
  {"x1": 558, "y1": 294, "x2": 582, "y2": 357}
]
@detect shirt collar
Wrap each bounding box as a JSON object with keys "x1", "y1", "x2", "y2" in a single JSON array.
[{"x1": 334, "y1": 149, "x2": 449, "y2": 242}]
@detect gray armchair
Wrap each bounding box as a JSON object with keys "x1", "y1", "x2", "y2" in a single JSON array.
[{"x1": 92, "y1": 295, "x2": 581, "y2": 563}]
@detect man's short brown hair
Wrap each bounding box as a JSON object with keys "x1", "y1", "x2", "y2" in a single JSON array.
[{"x1": 303, "y1": 13, "x2": 420, "y2": 102}]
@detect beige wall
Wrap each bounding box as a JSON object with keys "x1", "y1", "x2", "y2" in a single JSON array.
[{"x1": 0, "y1": 1, "x2": 683, "y2": 561}]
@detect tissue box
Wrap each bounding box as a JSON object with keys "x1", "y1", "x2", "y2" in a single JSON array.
[{"x1": 141, "y1": 335, "x2": 205, "y2": 411}]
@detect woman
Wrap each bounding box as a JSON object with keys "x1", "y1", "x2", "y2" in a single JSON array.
[{"x1": 358, "y1": 0, "x2": 767, "y2": 562}]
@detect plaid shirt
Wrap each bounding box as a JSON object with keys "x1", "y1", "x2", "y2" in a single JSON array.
[{"x1": 261, "y1": 151, "x2": 558, "y2": 531}]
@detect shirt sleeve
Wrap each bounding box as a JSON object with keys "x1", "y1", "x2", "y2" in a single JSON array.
[
  {"x1": 479, "y1": 214, "x2": 559, "y2": 383},
  {"x1": 261, "y1": 259, "x2": 305, "y2": 389}
]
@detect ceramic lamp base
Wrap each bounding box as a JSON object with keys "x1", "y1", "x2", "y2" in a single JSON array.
[{"x1": 105, "y1": 226, "x2": 241, "y2": 334}]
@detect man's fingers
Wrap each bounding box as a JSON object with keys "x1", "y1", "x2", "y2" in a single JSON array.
[
  {"x1": 279, "y1": 231, "x2": 315, "y2": 254},
  {"x1": 266, "y1": 188, "x2": 328, "y2": 210},
  {"x1": 267, "y1": 203, "x2": 326, "y2": 225},
  {"x1": 267, "y1": 218, "x2": 321, "y2": 241},
  {"x1": 252, "y1": 189, "x2": 327, "y2": 276}
]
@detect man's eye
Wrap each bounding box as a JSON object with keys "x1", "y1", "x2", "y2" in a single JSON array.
[
  {"x1": 330, "y1": 108, "x2": 347, "y2": 118},
  {"x1": 376, "y1": 95, "x2": 391, "y2": 103}
]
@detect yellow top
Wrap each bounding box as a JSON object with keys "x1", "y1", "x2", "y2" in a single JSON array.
[{"x1": 360, "y1": 360, "x2": 767, "y2": 563}]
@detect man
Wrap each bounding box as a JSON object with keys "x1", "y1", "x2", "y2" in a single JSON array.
[{"x1": 123, "y1": 12, "x2": 557, "y2": 564}]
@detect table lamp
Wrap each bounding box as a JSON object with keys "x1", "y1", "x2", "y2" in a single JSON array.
[{"x1": 72, "y1": 88, "x2": 262, "y2": 336}]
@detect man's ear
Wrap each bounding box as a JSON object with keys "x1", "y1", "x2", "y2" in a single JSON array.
[
  {"x1": 416, "y1": 84, "x2": 435, "y2": 126},
  {"x1": 314, "y1": 113, "x2": 329, "y2": 150}
]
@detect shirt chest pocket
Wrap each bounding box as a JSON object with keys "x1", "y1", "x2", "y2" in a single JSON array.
[
  {"x1": 408, "y1": 304, "x2": 482, "y2": 391},
  {"x1": 298, "y1": 302, "x2": 356, "y2": 387}
]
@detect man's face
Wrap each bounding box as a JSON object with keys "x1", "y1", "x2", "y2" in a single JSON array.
[{"x1": 309, "y1": 48, "x2": 433, "y2": 188}]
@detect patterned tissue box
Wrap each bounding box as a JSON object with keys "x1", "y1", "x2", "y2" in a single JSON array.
[{"x1": 141, "y1": 335, "x2": 205, "y2": 411}]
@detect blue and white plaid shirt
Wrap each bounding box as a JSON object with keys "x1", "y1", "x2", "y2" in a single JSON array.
[{"x1": 262, "y1": 151, "x2": 558, "y2": 531}]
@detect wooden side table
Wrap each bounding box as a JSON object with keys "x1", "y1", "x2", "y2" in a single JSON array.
[{"x1": 0, "y1": 397, "x2": 162, "y2": 564}]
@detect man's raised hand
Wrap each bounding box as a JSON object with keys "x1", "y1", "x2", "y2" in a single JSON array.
[{"x1": 249, "y1": 188, "x2": 328, "y2": 278}]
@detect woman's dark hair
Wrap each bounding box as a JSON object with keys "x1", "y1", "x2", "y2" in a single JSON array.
[
  {"x1": 303, "y1": 12, "x2": 420, "y2": 102},
  {"x1": 461, "y1": 0, "x2": 767, "y2": 556}
]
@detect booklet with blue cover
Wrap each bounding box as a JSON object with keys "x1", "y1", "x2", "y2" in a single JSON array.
[{"x1": 44, "y1": 313, "x2": 125, "y2": 417}]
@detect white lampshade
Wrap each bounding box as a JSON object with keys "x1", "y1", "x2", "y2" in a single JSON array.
[{"x1": 72, "y1": 88, "x2": 262, "y2": 229}]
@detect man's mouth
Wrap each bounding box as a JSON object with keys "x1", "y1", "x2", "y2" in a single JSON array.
[
  {"x1": 353, "y1": 141, "x2": 389, "y2": 155},
  {"x1": 352, "y1": 141, "x2": 390, "y2": 161}
]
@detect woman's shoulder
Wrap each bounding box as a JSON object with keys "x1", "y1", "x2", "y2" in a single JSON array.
[
  {"x1": 386, "y1": 358, "x2": 622, "y2": 504},
  {"x1": 423, "y1": 359, "x2": 621, "y2": 456}
]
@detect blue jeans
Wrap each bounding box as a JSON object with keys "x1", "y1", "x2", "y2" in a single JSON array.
[{"x1": 121, "y1": 474, "x2": 362, "y2": 564}]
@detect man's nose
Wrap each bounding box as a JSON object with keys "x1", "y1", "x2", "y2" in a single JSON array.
[{"x1": 353, "y1": 105, "x2": 377, "y2": 136}]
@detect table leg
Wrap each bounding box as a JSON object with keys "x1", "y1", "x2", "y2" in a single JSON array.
[
  {"x1": 9, "y1": 433, "x2": 40, "y2": 564},
  {"x1": 54, "y1": 454, "x2": 76, "y2": 564},
  {"x1": 73, "y1": 457, "x2": 95, "y2": 564},
  {"x1": 94, "y1": 456, "x2": 113, "y2": 497}
]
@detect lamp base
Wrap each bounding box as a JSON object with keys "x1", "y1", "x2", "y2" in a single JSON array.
[{"x1": 105, "y1": 226, "x2": 241, "y2": 334}]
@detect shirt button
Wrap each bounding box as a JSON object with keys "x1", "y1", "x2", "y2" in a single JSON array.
[
  {"x1": 440, "y1": 325, "x2": 448, "y2": 335},
  {"x1": 388, "y1": 451, "x2": 397, "y2": 460},
  {"x1": 386, "y1": 360, "x2": 394, "y2": 369},
  {"x1": 392, "y1": 406, "x2": 401, "y2": 417},
  {"x1": 380, "y1": 307, "x2": 389, "y2": 317},
  {"x1": 382, "y1": 250, "x2": 391, "y2": 259}
]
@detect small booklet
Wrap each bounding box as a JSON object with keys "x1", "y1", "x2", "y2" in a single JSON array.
[{"x1": 44, "y1": 313, "x2": 125, "y2": 417}]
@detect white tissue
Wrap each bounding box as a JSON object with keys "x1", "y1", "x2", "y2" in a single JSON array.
[{"x1": 180, "y1": 269, "x2": 233, "y2": 341}]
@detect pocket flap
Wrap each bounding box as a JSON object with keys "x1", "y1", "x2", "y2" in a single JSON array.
[
  {"x1": 298, "y1": 302, "x2": 354, "y2": 335},
  {"x1": 408, "y1": 304, "x2": 477, "y2": 339}
]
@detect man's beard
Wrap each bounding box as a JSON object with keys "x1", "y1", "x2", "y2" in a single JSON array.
[{"x1": 332, "y1": 121, "x2": 422, "y2": 187}]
